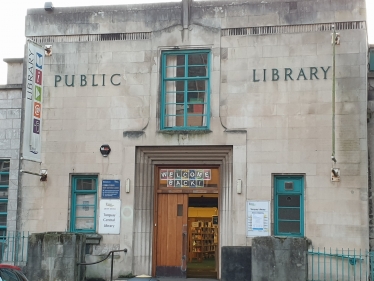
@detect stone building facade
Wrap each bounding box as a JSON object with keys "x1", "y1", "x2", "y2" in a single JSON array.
[
  {"x1": 15, "y1": 0, "x2": 369, "y2": 279},
  {"x1": 0, "y1": 59, "x2": 23, "y2": 236}
]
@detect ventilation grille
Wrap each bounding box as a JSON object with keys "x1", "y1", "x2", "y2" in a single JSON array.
[
  {"x1": 285, "y1": 182, "x2": 294, "y2": 190},
  {"x1": 26, "y1": 21, "x2": 365, "y2": 42},
  {"x1": 27, "y1": 32, "x2": 151, "y2": 43},
  {"x1": 222, "y1": 21, "x2": 365, "y2": 36}
]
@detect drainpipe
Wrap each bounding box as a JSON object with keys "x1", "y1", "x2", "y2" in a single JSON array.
[{"x1": 332, "y1": 24, "x2": 337, "y2": 164}]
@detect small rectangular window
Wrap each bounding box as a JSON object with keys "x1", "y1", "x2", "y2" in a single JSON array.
[
  {"x1": 274, "y1": 176, "x2": 304, "y2": 237},
  {"x1": 70, "y1": 176, "x2": 97, "y2": 233},
  {"x1": 177, "y1": 204, "x2": 183, "y2": 216},
  {"x1": 370, "y1": 49, "x2": 374, "y2": 72},
  {"x1": 161, "y1": 50, "x2": 210, "y2": 130}
]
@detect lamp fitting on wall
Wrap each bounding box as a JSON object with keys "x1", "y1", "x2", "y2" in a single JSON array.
[
  {"x1": 40, "y1": 169, "x2": 48, "y2": 181},
  {"x1": 331, "y1": 168, "x2": 340, "y2": 182},
  {"x1": 236, "y1": 179, "x2": 242, "y2": 194},
  {"x1": 125, "y1": 178, "x2": 130, "y2": 193},
  {"x1": 20, "y1": 169, "x2": 48, "y2": 181},
  {"x1": 45, "y1": 45, "x2": 52, "y2": 56}
]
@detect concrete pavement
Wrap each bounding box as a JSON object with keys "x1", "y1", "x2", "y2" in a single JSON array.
[
  {"x1": 158, "y1": 279, "x2": 218, "y2": 281},
  {"x1": 115, "y1": 277, "x2": 218, "y2": 281}
]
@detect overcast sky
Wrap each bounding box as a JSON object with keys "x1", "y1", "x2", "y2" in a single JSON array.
[{"x1": 0, "y1": 0, "x2": 373, "y2": 84}]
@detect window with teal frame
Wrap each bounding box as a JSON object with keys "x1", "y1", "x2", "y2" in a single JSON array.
[
  {"x1": 274, "y1": 175, "x2": 304, "y2": 237},
  {"x1": 0, "y1": 160, "x2": 9, "y2": 237},
  {"x1": 70, "y1": 176, "x2": 97, "y2": 233},
  {"x1": 161, "y1": 50, "x2": 211, "y2": 130}
]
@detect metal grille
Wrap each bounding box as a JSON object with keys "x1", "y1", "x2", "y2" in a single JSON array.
[
  {"x1": 0, "y1": 231, "x2": 29, "y2": 265},
  {"x1": 285, "y1": 182, "x2": 293, "y2": 190},
  {"x1": 27, "y1": 32, "x2": 151, "y2": 43},
  {"x1": 308, "y1": 248, "x2": 372, "y2": 281},
  {"x1": 222, "y1": 21, "x2": 366, "y2": 36}
]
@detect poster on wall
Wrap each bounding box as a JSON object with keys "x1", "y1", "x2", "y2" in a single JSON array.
[
  {"x1": 102, "y1": 180, "x2": 120, "y2": 199},
  {"x1": 22, "y1": 40, "x2": 44, "y2": 162},
  {"x1": 246, "y1": 200, "x2": 270, "y2": 237},
  {"x1": 98, "y1": 199, "x2": 121, "y2": 234}
]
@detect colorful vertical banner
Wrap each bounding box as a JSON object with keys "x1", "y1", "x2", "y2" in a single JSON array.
[{"x1": 22, "y1": 41, "x2": 44, "y2": 162}]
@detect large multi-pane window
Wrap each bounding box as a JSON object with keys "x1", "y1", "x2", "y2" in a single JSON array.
[
  {"x1": 0, "y1": 160, "x2": 9, "y2": 237},
  {"x1": 161, "y1": 50, "x2": 210, "y2": 130},
  {"x1": 274, "y1": 175, "x2": 304, "y2": 237},
  {"x1": 70, "y1": 176, "x2": 97, "y2": 233}
]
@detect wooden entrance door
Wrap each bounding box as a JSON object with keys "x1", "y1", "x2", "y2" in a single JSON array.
[{"x1": 155, "y1": 194, "x2": 188, "y2": 278}]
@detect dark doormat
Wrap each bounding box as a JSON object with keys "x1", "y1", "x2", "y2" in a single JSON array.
[
  {"x1": 187, "y1": 259, "x2": 216, "y2": 279},
  {"x1": 187, "y1": 268, "x2": 217, "y2": 278}
]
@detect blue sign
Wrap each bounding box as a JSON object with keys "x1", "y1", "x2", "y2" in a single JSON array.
[{"x1": 102, "y1": 180, "x2": 120, "y2": 199}]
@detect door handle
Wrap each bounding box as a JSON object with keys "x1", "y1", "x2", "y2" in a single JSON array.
[{"x1": 181, "y1": 224, "x2": 187, "y2": 272}]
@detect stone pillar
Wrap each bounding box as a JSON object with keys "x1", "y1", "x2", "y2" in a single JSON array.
[
  {"x1": 26, "y1": 232, "x2": 86, "y2": 281},
  {"x1": 252, "y1": 236, "x2": 308, "y2": 281}
]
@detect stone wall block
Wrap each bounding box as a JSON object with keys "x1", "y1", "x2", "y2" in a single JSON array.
[
  {"x1": 281, "y1": 11, "x2": 318, "y2": 25},
  {"x1": 0, "y1": 92, "x2": 7, "y2": 100},
  {"x1": 221, "y1": 246, "x2": 251, "y2": 281},
  {"x1": 249, "y1": 14, "x2": 280, "y2": 26},
  {"x1": 7, "y1": 91, "x2": 21, "y2": 100},
  {"x1": 0, "y1": 100, "x2": 11, "y2": 109},
  {"x1": 112, "y1": 51, "x2": 145, "y2": 63},
  {"x1": 263, "y1": 45, "x2": 290, "y2": 58},
  {"x1": 26, "y1": 232, "x2": 86, "y2": 281},
  {"x1": 0, "y1": 109, "x2": 6, "y2": 120},
  {"x1": 252, "y1": 237, "x2": 308, "y2": 281},
  {"x1": 6, "y1": 109, "x2": 21, "y2": 119},
  {"x1": 11, "y1": 98, "x2": 22, "y2": 108}
]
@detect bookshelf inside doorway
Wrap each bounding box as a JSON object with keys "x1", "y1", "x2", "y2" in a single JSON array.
[{"x1": 189, "y1": 219, "x2": 218, "y2": 262}]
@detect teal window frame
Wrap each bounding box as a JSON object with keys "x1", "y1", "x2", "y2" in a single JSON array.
[
  {"x1": 160, "y1": 49, "x2": 211, "y2": 130},
  {"x1": 274, "y1": 175, "x2": 304, "y2": 237},
  {"x1": 370, "y1": 49, "x2": 374, "y2": 72},
  {"x1": 0, "y1": 160, "x2": 9, "y2": 237},
  {"x1": 70, "y1": 175, "x2": 98, "y2": 233}
]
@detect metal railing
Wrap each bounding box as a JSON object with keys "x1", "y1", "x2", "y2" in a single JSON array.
[
  {"x1": 77, "y1": 248, "x2": 127, "y2": 281},
  {"x1": 308, "y1": 248, "x2": 372, "y2": 281},
  {"x1": 0, "y1": 231, "x2": 29, "y2": 264}
]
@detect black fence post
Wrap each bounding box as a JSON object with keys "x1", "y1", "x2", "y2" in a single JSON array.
[{"x1": 111, "y1": 251, "x2": 114, "y2": 281}]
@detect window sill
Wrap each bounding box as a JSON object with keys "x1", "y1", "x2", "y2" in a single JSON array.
[
  {"x1": 274, "y1": 234, "x2": 304, "y2": 238},
  {"x1": 85, "y1": 233, "x2": 102, "y2": 245},
  {"x1": 158, "y1": 129, "x2": 212, "y2": 135}
]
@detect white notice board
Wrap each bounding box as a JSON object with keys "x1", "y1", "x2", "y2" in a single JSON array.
[
  {"x1": 246, "y1": 200, "x2": 270, "y2": 237},
  {"x1": 99, "y1": 199, "x2": 121, "y2": 234}
]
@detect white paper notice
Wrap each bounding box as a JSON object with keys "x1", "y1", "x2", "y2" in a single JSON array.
[
  {"x1": 246, "y1": 201, "x2": 270, "y2": 237},
  {"x1": 252, "y1": 213, "x2": 264, "y2": 230}
]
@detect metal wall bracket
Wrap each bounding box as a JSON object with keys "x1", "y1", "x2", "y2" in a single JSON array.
[{"x1": 20, "y1": 169, "x2": 48, "y2": 181}]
